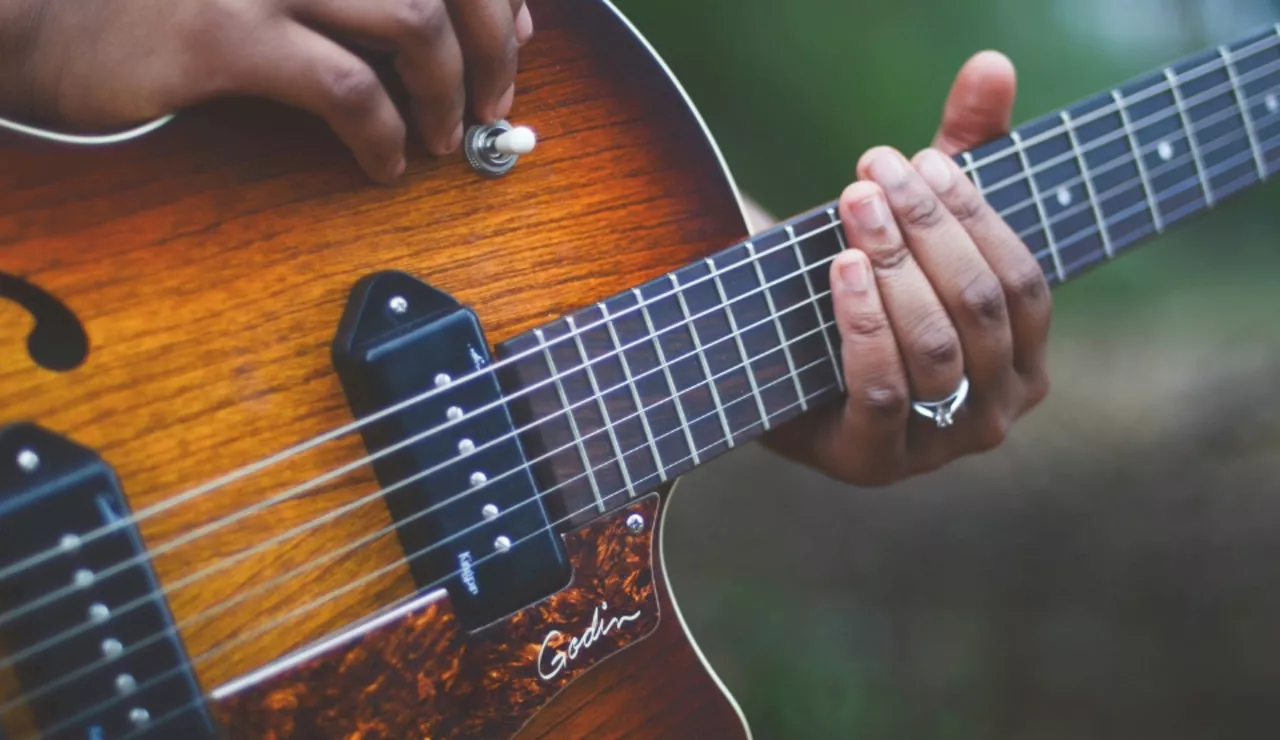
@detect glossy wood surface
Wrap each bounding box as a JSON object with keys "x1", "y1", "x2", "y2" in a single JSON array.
[{"x1": 0, "y1": 0, "x2": 749, "y2": 729}]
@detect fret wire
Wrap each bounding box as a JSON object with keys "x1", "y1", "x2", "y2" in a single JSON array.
[
  {"x1": 791, "y1": 220, "x2": 842, "y2": 389},
  {"x1": 1164, "y1": 66, "x2": 1216, "y2": 206},
  {"x1": 15, "y1": 123, "x2": 1280, "y2": 708},
  {"x1": 1112, "y1": 88, "x2": 1165, "y2": 233},
  {"x1": 1009, "y1": 130, "x2": 1067, "y2": 282},
  {"x1": 747, "y1": 241, "x2": 809, "y2": 412},
  {"x1": 1060, "y1": 110, "x2": 1114, "y2": 258},
  {"x1": 1220, "y1": 45, "x2": 1269, "y2": 181},
  {"x1": 635, "y1": 288, "x2": 700, "y2": 466},
  {"x1": 566, "y1": 316, "x2": 636, "y2": 499},
  {"x1": 671, "y1": 273, "x2": 735, "y2": 448},
  {"x1": 963, "y1": 151, "x2": 983, "y2": 191},
  {"x1": 707, "y1": 258, "x2": 770, "y2": 431},
  {"x1": 957, "y1": 30, "x2": 1280, "y2": 177},
  {"x1": 600, "y1": 302, "x2": 666, "y2": 482},
  {"x1": 535, "y1": 329, "x2": 606, "y2": 513},
  {"x1": 822, "y1": 209, "x2": 847, "y2": 391},
  {"x1": 10, "y1": 28, "x2": 1280, "y2": 648}
]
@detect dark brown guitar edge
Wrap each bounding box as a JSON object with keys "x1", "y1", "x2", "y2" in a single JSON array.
[{"x1": 515, "y1": 481, "x2": 753, "y2": 740}]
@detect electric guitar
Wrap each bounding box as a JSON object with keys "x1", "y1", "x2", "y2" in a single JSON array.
[{"x1": 1, "y1": 1, "x2": 1277, "y2": 737}]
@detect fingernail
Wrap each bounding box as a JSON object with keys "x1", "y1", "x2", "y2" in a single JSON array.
[
  {"x1": 515, "y1": 5, "x2": 534, "y2": 45},
  {"x1": 389, "y1": 156, "x2": 406, "y2": 180},
  {"x1": 850, "y1": 193, "x2": 889, "y2": 231},
  {"x1": 916, "y1": 149, "x2": 954, "y2": 192},
  {"x1": 448, "y1": 122, "x2": 464, "y2": 153},
  {"x1": 839, "y1": 253, "x2": 872, "y2": 293},
  {"x1": 494, "y1": 84, "x2": 515, "y2": 121},
  {"x1": 868, "y1": 151, "x2": 909, "y2": 188}
]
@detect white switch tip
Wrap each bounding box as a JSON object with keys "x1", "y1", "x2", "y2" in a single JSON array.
[{"x1": 493, "y1": 127, "x2": 537, "y2": 156}]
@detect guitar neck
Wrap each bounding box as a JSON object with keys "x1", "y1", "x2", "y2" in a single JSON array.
[{"x1": 498, "y1": 23, "x2": 1280, "y2": 529}]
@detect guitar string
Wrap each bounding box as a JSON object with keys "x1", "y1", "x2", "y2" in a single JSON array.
[
  {"x1": 1, "y1": 27, "x2": 1275, "y2": 593},
  {"x1": 8, "y1": 121, "x2": 1276, "y2": 732},
  {"x1": 2, "y1": 64, "x2": 1277, "y2": 667},
  {"x1": 27, "y1": 338, "x2": 845, "y2": 740}
]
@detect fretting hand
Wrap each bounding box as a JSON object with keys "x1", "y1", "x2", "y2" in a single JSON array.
[
  {"x1": 0, "y1": 0, "x2": 533, "y2": 183},
  {"x1": 766, "y1": 51, "x2": 1053, "y2": 486}
]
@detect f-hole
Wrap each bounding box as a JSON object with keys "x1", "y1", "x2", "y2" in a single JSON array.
[{"x1": 0, "y1": 272, "x2": 89, "y2": 372}]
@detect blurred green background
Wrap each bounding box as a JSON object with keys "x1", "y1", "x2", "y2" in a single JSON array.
[{"x1": 609, "y1": 0, "x2": 1280, "y2": 738}]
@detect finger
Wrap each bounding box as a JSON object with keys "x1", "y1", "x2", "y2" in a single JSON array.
[
  {"x1": 446, "y1": 0, "x2": 519, "y2": 123},
  {"x1": 230, "y1": 21, "x2": 406, "y2": 182},
  {"x1": 865, "y1": 147, "x2": 1014, "y2": 393},
  {"x1": 932, "y1": 51, "x2": 1017, "y2": 156},
  {"x1": 514, "y1": 2, "x2": 534, "y2": 46},
  {"x1": 768, "y1": 247, "x2": 910, "y2": 485},
  {"x1": 295, "y1": 0, "x2": 467, "y2": 156},
  {"x1": 909, "y1": 148, "x2": 1051, "y2": 379},
  {"x1": 838, "y1": 178, "x2": 965, "y2": 405}
]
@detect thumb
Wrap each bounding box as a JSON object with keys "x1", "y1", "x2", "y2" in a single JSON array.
[{"x1": 932, "y1": 51, "x2": 1018, "y2": 156}]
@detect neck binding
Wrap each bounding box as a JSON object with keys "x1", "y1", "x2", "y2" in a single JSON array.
[{"x1": 497, "y1": 23, "x2": 1280, "y2": 530}]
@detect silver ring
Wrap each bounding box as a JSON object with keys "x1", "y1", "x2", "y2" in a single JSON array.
[{"x1": 912, "y1": 375, "x2": 970, "y2": 428}]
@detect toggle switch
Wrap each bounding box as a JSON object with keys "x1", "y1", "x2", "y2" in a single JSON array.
[{"x1": 464, "y1": 120, "x2": 537, "y2": 177}]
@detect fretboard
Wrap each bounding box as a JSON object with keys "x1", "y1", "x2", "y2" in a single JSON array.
[{"x1": 498, "y1": 23, "x2": 1280, "y2": 530}]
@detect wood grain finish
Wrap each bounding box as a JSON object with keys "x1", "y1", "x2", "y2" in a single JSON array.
[{"x1": 0, "y1": 0, "x2": 751, "y2": 735}]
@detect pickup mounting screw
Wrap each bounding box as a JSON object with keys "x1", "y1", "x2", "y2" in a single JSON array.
[
  {"x1": 16, "y1": 449, "x2": 39, "y2": 473},
  {"x1": 494, "y1": 535, "x2": 512, "y2": 553},
  {"x1": 388, "y1": 296, "x2": 409, "y2": 315},
  {"x1": 434, "y1": 373, "x2": 452, "y2": 388},
  {"x1": 458, "y1": 439, "x2": 475, "y2": 455},
  {"x1": 101, "y1": 638, "x2": 123, "y2": 658},
  {"x1": 482, "y1": 503, "x2": 500, "y2": 520},
  {"x1": 89, "y1": 603, "x2": 111, "y2": 623},
  {"x1": 447, "y1": 406, "x2": 463, "y2": 421},
  {"x1": 626, "y1": 513, "x2": 645, "y2": 534},
  {"x1": 128, "y1": 707, "x2": 150, "y2": 727}
]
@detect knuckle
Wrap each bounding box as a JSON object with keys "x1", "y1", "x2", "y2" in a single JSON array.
[
  {"x1": 959, "y1": 273, "x2": 1008, "y2": 327},
  {"x1": 392, "y1": 0, "x2": 450, "y2": 39},
  {"x1": 1008, "y1": 265, "x2": 1050, "y2": 306},
  {"x1": 950, "y1": 189, "x2": 988, "y2": 224},
  {"x1": 322, "y1": 63, "x2": 381, "y2": 114},
  {"x1": 901, "y1": 190, "x2": 946, "y2": 230},
  {"x1": 857, "y1": 384, "x2": 909, "y2": 420},
  {"x1": 843, "y1": 309, "x2": 890, "y2": 339},
  {"x1": 865, "y1": 241, "x2": 912, "y2": 272},
  {"x1": 973, "y1": 414, "x2": 1010, "y2": 451},
  {"x1": 911, "y1": 318, "x2": 961, "y2": 369},
  {"x1": 1024, "y1": 371, "x2": 1052, "y2": 407}
]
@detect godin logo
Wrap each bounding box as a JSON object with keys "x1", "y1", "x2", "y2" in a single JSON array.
[
  {"x1": 458, "y1": 551, "x2": 479, "y2": 596},
  {"x1": 536, "y1": 601, "x2": 642, "y2": 681}
]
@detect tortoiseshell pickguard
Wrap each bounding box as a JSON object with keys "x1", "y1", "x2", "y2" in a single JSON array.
[{"x1": 212, "y1": 495, "x2": 661, "y2": 738}]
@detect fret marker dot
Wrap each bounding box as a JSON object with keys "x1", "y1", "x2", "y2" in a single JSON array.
[
  {"x1": 447, "y1": 406, "x2": 463, "y2": 421},
  {"x1": 1157, "y1": 140, "x2": 1174, "y2": 162},
  {"x1": 116, "y1": 673, "x2": 137, "y2": 695},
  {"x1": 482, "y1": 504, "x2": 500, "y2": 520},
  {"x1": 128, "y1": 707, "x2": 150, "y2": 727},
  {"x1": 1055, "y1": 187, "x2": 1072, "y2": 207},
  {"x1": 434, "y1": 373, "x2": 452, "y2": 388},
  {"x1": 470, "y1": 471, "x2": 488, "y2": 487},
  {"x1": 494, "y1": 535, "x2": 512, "y2": 553},
  {"x1": 458, "y1": 439, "x2": 475, "y2": 455},
  {"x1": 59, "y1": 533, "x2": 81, "y2": 552},
  {"x1": 102, "y1": 638, "x2": 123, "y2": 658},
  {"x1": 89, "y1": 603, "x2": 110, "y2": 623},
  {"x1": 73, "y1": 569, "x2": 95, "y2": 588},
  {"x1": 1267, "y1": 93, "x2": 1279, "y2": 114}
]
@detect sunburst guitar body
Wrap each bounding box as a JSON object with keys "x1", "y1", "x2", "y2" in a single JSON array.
[{"x1": 4, "y1": 0, "x2": 1280, "y2": 737}]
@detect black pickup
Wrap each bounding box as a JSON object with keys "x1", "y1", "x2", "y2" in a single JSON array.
[
  {"x1": 0, "y1": 423, "x2": 216, "y2": 739},
  {"x1": 332, "y1": 271, "x2": 571, "y2": 631}
]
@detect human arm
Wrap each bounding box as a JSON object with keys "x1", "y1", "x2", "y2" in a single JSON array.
[{"x1": 0, "y1": 0, "x2": 533, "y2": 183}]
